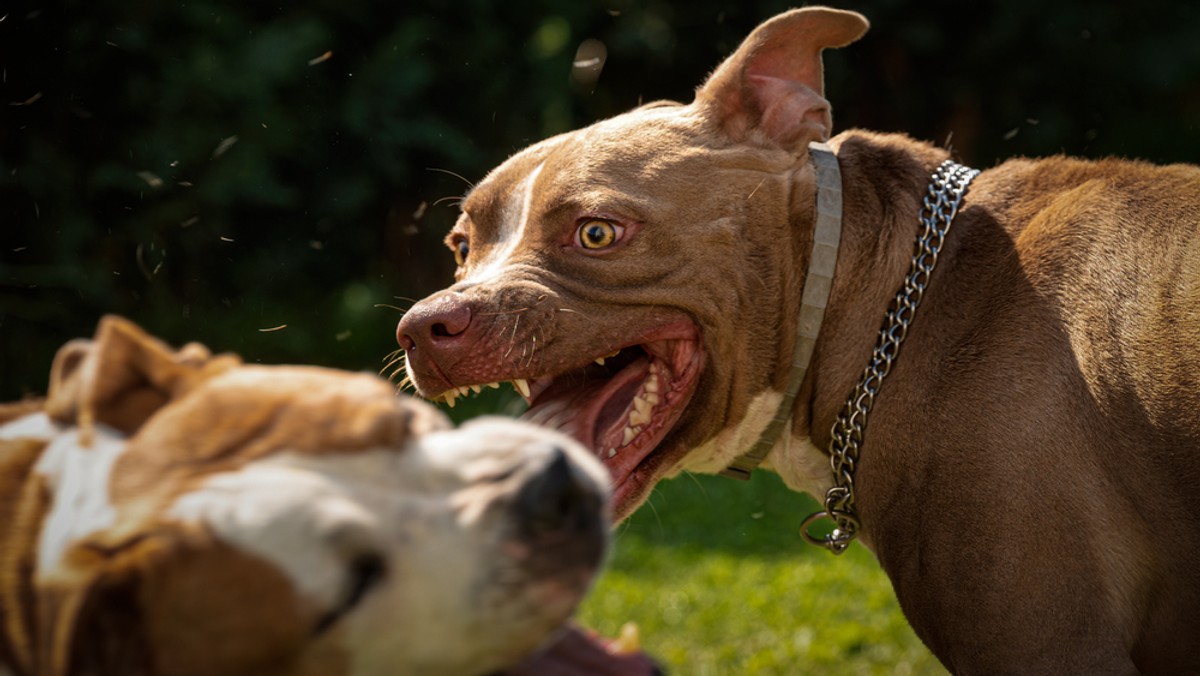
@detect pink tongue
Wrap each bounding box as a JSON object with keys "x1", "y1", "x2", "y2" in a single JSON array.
[
  {"x1": 520, "y1": 357, "x2": 650, "y2": 454},
  {"x1": 503, "y1": 624, "x2": 659, "y2": 675}
]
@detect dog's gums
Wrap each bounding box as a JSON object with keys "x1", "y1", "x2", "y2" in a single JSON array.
[{"x1": 430, "y1": 319, "x2": 704, "y2": 507}]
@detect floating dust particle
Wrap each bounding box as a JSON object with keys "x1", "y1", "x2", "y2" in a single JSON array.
[
  {"x1": 336, "y1": 330, "x2": 352, "y2": 341},
  {"x1": 10, "y1": 91, "x2": 42, "y2": 106},
  {"x1": 219, "y1": 236, "x2": 234, "y2": 242},
  {"x1": 211, "y1": 135, "x2": 238, "y2": 158},
  {"x1": 258, "y1": 325, "x2": 287, "y2": 332},
  {"x1": 137, "y1": 171, "x2": 163, "y2": 188},
  {"x1": 308, "y1": 51, "x2": 333, "y2": 66}
]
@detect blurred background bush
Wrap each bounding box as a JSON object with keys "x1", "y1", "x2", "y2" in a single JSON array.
[{"x1": 3, "y1": 0, "x2": 1198, "y2": 399}]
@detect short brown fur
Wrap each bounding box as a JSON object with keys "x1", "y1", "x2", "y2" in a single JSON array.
[{"x1": 397, "y1": 7, "x2": 1200, "y2": 673}]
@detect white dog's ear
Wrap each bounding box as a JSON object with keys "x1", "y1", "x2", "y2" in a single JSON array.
[
  {"x1": 45, "y1": 316, "x2": 241, "y2": 440},
  {"x1": 696, "y1": 7, "x2": 868, "y2": 149}
]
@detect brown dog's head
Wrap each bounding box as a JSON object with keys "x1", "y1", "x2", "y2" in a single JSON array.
[
  {"x1": 397, "y1": 8, "x2": 869, "y2": 518},
  {"x1": 8, "y1": 317, "x2": 610, "y2": 676}
]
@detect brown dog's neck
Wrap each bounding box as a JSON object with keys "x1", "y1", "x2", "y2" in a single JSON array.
[{"x1": 792, "y1": 131, "x2": 952, "y2": 451}]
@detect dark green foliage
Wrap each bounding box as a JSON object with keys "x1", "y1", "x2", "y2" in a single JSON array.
[{"x1": 3, "y1": 1, "x2": 1199, "y2": 400}]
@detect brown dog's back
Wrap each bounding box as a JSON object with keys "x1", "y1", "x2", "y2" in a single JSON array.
[{"x1": 840, "y1": 134, "x2": 1200, "y2": 673}]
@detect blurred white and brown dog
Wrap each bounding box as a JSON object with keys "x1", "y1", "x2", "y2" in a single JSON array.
[{"x1": 0, "y1": 316, "x2": 615, "y2": 676}]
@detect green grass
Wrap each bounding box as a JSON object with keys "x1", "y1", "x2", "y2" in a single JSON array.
[{"x1": 578, "y1": 471, "x2": 948, "y2": 675}]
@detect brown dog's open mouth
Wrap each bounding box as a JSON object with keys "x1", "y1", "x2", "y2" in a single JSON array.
[
  {"x1": 425, "y1": 318, "x2": 703, "y2": 508},
  {"x1": 518, "y1": 321, "x2": 703, "y2": 503},
  {"x1": 412, "y1": 312, "x2": 704, "y2": 513}
]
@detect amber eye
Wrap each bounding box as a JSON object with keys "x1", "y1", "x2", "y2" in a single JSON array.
[
  {"x1": 576, "y1": 219, "x2": 619, "y2": 250},
  {"x1": 453, "y1": 238, "x2": 470, "y2": 266}
]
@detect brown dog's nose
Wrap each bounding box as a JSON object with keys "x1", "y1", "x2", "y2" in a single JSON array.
[{"x1": 396, "y1": 295, "x2": 473, "y2": 353}]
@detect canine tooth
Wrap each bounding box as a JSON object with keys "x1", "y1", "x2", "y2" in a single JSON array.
[
  {"x1": 607, "y1": 448, "x2": 617, "y2": 458},
  {"x1": 595, "y1": 357, "x2": 606, "y2": 366},
  {"x1": 444, "y1": 390, "x2": 458, "y2": 408},
  {"x1": 606, "y1": 350, "x2": 619, "y2": 358},
  {"x1": 623, "y1": 426, "x2": 640, "y2": 446},
  {"x1": 513, "y1": 378, "x2": 531, "y2": 398}
]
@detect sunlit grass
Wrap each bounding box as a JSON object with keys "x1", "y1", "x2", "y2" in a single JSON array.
[{"x1": 579, "y1": 471, "x2": 948, "y2": 675}]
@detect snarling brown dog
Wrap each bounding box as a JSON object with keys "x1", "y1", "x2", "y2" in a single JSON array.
[
  {"x1": 397, "y1": 6, "x2": 1200, "y2": 674},
  {"x1": 0, "y1": 316, "x2": 622, "y2": 676}
]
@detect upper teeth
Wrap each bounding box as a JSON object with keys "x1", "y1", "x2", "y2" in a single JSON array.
[
  {"x1": 441, "y1": 381, "x2": 504, "y2": 407},
  {"x1": 594, "y1": 350, "x2": 621, "y2": 366},
  {"x1": 513, "y1": 378, "x2": 531, "y2": 398}
]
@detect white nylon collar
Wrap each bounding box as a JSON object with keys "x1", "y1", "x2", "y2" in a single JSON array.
[{"x1": 721, "y1": 141, "x2": 843, "y2": 480}]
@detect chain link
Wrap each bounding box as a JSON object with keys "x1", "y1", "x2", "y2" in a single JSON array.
[{"x1": 802, "y1": 159, "x2": 979, "y2": 554}]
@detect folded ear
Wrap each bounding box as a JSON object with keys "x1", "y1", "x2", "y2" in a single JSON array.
[
  {"x1": 45, "y1": 316, "x2": 241, "y2": 439},
  {"x1": 696, "y1": 7, "x2": 869, "y2": 150},
  {"x1": 35, "y1": 534, "x2": 159, "y2": 676}
]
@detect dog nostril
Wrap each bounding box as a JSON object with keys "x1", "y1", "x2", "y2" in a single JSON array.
[
  {"x1": 397, "y1": 333, "x2": 415, "y2": 351},
  {"x1": 518, "y1": 448, "x2": 597, "y2": 535},
  {"x1": 431, "y1": 322, "x2": 453, "y2": 338}
]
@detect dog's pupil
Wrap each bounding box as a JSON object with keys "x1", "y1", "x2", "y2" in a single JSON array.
[{"x1": 586, "y1": 224, "x2": 608, "y2": 246}]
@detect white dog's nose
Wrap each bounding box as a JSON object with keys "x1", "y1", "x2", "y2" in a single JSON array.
[{"x1": 517, "y1": 447, "x2": 605, "y2": 538}]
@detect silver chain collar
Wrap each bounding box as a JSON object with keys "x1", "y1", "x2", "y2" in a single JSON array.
[{"x1": 801, "y1": 159, "x2": 980, "y2": 554}]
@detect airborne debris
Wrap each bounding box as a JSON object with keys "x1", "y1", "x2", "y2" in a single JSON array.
[
  {"x1": 10, "y1": 91, "x2": 42, "y2": 106},
  {"x1": 258, "y1": 325, "x2": 288, "y2": 332},
  {"x1": 211, "y1": 135, "x2": 238, "y2": 158},
  {"x1": 137, "y1": 171, "x2": 163, "y2": 188},
  {"x1": 308, "y1": 51, "x2": 333, "y2": 66},
  {"x1": 219, "y1": 236, "x2": 234, "y2": 242}
]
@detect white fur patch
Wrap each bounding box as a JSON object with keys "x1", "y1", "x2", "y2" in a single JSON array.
[
  {"x1": 682, "y1": 391, "x2": 785, "y2": 474},
  {"x1": 764, "y1": 435, "x2": 835, "y2": 499},
  {"x1": 0, "y1": 411, "x2": 60, "y2": 441},
  {"x1": 682, "y1": 390, "x2": 834, "y2": 498},
  {"x1": 34, "y1": 424, "x2": 128, "y2": 574},
  {"x1": 462, "y1": 161, "x2": 545, "y2": 284},
  {"x1": 168, "y1": 453, "x2": 389, "y2": 610}
]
